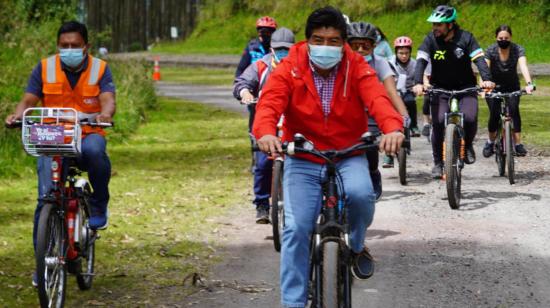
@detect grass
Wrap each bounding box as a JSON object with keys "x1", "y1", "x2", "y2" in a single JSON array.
[
  {"x1": 161, "y1": 66, "x2": 235, "y2": 85},
  {"x1": 0, "y1": 96, "x2": 251, "y2": 306},
  {"x1": 153, "y1": 1, "x2": 550, "y2": 63}
]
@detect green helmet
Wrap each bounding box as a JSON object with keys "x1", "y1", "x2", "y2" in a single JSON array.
[{"x1": 427, "y1": 5, "x2": 457, "y2": 23}]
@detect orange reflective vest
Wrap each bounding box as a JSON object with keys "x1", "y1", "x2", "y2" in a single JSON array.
[{"x1": 40, "y1": 54, "x2": 107, "y2": 136}]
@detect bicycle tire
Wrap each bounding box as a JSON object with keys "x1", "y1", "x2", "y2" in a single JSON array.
[
  {"x1": 271, "y1": 159, "x2": 284, "y2": 252},
  {"x1": 495, "y1": 130, "x2": 505, "y2": 177},
  {"x1": 505, "y1": 121, "x2": 515, "y2": 184},
  {"x1": 76, "y1": 183, "x2": 95, "y2": 290},
  {"x1": 322, "y1": 241, "x2": 340, "y2": 308},
  {"x1": 445, "y1": 124, "x2": 461, "y2": 210},
  {"x1": 398, "y1": 146, "x2": 407, "y2": 185},
  {"x1": 36, "y1": 202, "x2": 67, "y2": 308}
]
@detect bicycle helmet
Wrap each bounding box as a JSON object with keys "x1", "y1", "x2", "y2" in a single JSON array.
[
  {"x1": 347, "y1": 22, "x2": 377, "y2": 42},
  {"x1": 427, "y1": 5, "x2": 457, "y2": 23},
  {"x1": 256, "y1": 16, "x2": 277, "y2": 29},
  {"x1": 394, "y1": 36, "x2": 413, "y2": 48}
]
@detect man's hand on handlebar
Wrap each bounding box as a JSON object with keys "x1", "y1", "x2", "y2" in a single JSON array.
[
  {"x1": 258, "y1": 134, "x2": 282, "y2": 154},
  {"x1": 412, "y1": 84, "x2": 425, "y2": 97},
  {"x1": 4, "y1": 114, "x2": 20, "y2": 126},
  {"x1": 95, "y1": 113, "x2": 113, "y2": 124},
  {"x1": 379, "y1": 131, "x2": 404, "y2": 155},
  {"x1": 480, "y1": 80, "x2": 496, "y2": 91},
  {"x1": 240, "y1": 89, "x2": 256, "y2": 105}
]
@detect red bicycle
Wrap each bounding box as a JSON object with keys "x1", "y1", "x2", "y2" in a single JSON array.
[{"x1": 8, "y1": 107, "x2": 111, "y2": 307}]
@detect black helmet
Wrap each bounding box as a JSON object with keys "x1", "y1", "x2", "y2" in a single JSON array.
[
  {"x1": 347, "y1": 22, "x2": 377, "y2": 42},
  {"x1": 427, "y1": 5, "x2": 457, "y2": 23}
]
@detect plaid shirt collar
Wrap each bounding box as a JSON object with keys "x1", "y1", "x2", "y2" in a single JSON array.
[{"x1": 310, "y1": 61, "x2": 339, "y2": 116}]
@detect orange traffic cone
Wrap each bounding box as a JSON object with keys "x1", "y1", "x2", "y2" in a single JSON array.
[{"x1": 152, "y1": 56, "x2": 161, "y2": 81}]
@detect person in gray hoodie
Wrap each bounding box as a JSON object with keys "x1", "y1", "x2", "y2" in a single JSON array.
[{"x1": 233, "y1": 27, "x2": 295, "y2": 223}]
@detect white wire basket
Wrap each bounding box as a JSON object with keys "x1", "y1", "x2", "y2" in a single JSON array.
[{"x1": 21, "y1": 108, "x2": 82, "y2": 157}]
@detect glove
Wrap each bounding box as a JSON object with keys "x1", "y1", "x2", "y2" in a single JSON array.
[
  {"x1": 525, "y1": 83, "x2": 535, "y2": 94},
  {"x1": 402, "y1": 115, "x2": 411, "y2": 128}
]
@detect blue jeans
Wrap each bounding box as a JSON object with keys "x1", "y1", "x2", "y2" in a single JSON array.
[
  {"x1": 34, "y1": 134, "x2": 111, "y2": 250},
  {"x1": 253, "y1": 151, "x2": 272, "y2": 207},
  {"x1": 280, "y1": 155, "x2": 376, "y2": 307}
]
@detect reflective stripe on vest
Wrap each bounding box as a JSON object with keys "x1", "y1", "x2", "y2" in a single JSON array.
[
  {"x1": 45, "y1": 56, "x2": 102, "y2": 86},
  {"x1": 46, "y1": 55, "x2": 57, "y2": 83}
]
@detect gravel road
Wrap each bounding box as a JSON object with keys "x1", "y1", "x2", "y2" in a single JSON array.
[{"x1": 156, "y1": 82, "x2": 550, "y2": 308}]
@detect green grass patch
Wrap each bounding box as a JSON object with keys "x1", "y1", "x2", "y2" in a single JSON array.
[
  {"x1": 161, "y1": 66, "x2": 234, "y2": 85},
  {"x1": 0, "y1": 97, "x2": 251, "y2": 306},
  {"x1": 154, "y1": 1, "x2": 550, "y2": 63}
]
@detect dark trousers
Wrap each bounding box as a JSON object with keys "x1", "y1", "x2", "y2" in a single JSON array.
[
  {"x1": 402, "y1": 91, "x2": 418, "y2": 129},
  {"x1": 486, "y1": 96, "x2": 521, "y2": 133},
  {"x1": 430, "y1": 94, "x2": 478, "y2": 164}
]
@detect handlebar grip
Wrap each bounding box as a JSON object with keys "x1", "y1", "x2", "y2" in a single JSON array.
[{"x1": 4, "y1": 121, "x2": 22, "y2": 129}]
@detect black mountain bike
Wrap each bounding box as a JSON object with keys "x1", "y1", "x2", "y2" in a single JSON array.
[
  {"x1": 485, "y1": 90, "x2": 527, "y2": 185},
  {"x1": 259, "y1": 132, "x2": 379, "y2": 307},
  {"x1": 426, "y1": 87, "x2": 481, "y2": 209}
]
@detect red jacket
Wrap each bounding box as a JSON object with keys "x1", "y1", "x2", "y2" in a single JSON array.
[{"x1": 252, "y1": 41, "x2": 403, "y2": 163}]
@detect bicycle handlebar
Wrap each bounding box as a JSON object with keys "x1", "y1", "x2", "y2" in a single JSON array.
[
  {"x1": 5, "y1": 119, "x2": 114, "y2": 129},
  {"x1": 425, "y1": 86, "x2": 482, "y2": 96},
  {"x1": 253, "y1": 133, "x2": 379, "y2": 164},
  {"x1": 485, "y1": 89, "x2": 528, "y2": 99}
]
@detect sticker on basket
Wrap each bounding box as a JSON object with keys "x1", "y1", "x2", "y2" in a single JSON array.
[{"x1": 30, "y1": 125, "x2": 65, "y2": 144}]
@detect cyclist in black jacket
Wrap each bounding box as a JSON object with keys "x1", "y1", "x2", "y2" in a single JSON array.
[
  {"x1": 413, "y1": 5, "x2": 495, "y2": 179},
  {"x1": 235, "y1": 16, "x2": 277, "y2": 78}
]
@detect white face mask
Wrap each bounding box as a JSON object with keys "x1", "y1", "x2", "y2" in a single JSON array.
[{"x1": 308, "y1": 44, "x2": 343, "y2": 69}]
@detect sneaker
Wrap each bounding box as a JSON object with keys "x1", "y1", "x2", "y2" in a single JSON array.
[
  {"x1": 410, "y1": 127, "x2": 421, "y2": 137},
  {"x1": 421, "y1": 124, "x2": 431, "y2": 137},
  {"x1": 482, "y1": 141, "x2": 495, "y2": 158},
  {"x1": 370, "y1": 169, "x2": 382, "y2": 201},
  {"x1": 464, "y1": 145, "x2": 476, "y2": 164},
  {"x1": 382, "y1": 155, "x2": 394, "y2": 168},
  {"x1": 255, "y1": 205, "x2": 270, "y2": 224},
  {"x1": 89, "y1": 209, "x2": 109, "y2": 230},
  {"x1": 431, "y1": 163, "x2": 443, "y2": 179},
  {"x1": 32, "y1": 272, "x2": 38, "y2": 288},
  {"x1": 351, "y1": 247, "x2": 375, "y2": 280},
  {"x1": 515, "y1": 144, "x2": 527, "y2": 157}
]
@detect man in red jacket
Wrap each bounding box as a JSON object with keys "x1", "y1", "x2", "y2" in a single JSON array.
[{"x1": 253, "y1": 7, "x2": 404, "y2": 308}]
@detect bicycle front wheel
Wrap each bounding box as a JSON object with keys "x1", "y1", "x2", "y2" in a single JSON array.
[
  {"x1": 322, "y1": 241, "x2": 341, "y2": 308},
  {"x1": 271, "y1": 159, "x2": 284, "y2": 252},
  {"x1": 36, "y1": 203, "x2": 67, "y2": 308},
  {"x1": 445, "y1": 124, "x2": 461, "y2": 210},
  {"x1": 76, "y1": 183, "x2": 95, "y2": 290},
  {"x1": 505, "y1": 121, "x2": 515, "y2": 184},
  {"x1": 398, "y1": 146, "x2": 407, "y2": 185}
]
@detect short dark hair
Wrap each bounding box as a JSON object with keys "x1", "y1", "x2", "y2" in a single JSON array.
[
  {"x1": 495, "y1": 24, "x2": 512, "y2": 37},
  {"x1": 305, "y1": 6, "x2": 347, "y2": 40},
  {"x1": 57, "y1": 21, "x2": 88, "y2": 44}
]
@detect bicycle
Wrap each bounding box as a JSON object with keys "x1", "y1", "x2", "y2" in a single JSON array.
[
  {"x1": 426, "y1": 87, "x2": 481, "y2": 210},
  {"x1": 241, "y1": 98, "x2": 258, "y2": 174},
  {"x1": 259, "y1": 132, "x2": 379, "y2": 307},
  {"x1": 7, "y1": 107, "x2": 111, "y2": 307},
  {"x1": 485, "y1": 90, "x2": 527, "y2": 185}
]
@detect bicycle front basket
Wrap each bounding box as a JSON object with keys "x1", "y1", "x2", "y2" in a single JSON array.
[{"x1": 21, "y1": 108, "x2": 82, "y2": 157}]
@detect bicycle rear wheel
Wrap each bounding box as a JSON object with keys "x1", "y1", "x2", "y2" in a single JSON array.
[
  {"x1": 322, "y1": 241, "x2": 340, "y2": 308},
  {"x1": 445, "y1": 124, "x2": 461, "y2": 210},
  {"x1": 495, "y1": 131, "x2": 505, "y2": 177},
  {"x1": 505, "y1": 121, "x2": 515, "y2": 184},
  {"x1": 36, "y1": 203, "x2": 67, "y2": 308},
  {"x1": 76, "y1": 183, "x2": 95, "y2": 290},
  {"x1": 271, "y1": 159, "x2": 284, "y2": 252}
]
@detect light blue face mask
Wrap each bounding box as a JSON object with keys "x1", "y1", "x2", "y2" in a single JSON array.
[
  {"x1": 364, "y1": 54, "x2": 373, "y2": 63},
  {"x1": 59, "y1": 48, "x2": 85, "y2": 68},
  {"x1": 273, "y1": 48, "x2": 289, "y2": 63},
  {"x1": 308, "y1": 44, "x2": 343, "y2": 69}
]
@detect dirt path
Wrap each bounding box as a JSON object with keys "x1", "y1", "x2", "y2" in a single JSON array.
[{"x1": 158, "y1": 83, "x2": 550, "y2": 308}]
